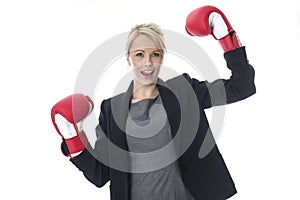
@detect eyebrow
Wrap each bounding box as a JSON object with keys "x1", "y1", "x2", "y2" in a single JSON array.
[{"x1": 132, "y1": 49, "x2": 161, "y2": 53}]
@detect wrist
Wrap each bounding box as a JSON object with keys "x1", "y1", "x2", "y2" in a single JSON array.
[
  {"x1": 219, "y1": 30, "x2": 242, "y2": 52},
  {"x1": 61, "y1": 131, "x2": 89, "y2": 158}
]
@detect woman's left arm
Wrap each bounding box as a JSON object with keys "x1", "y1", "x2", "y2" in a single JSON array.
[
  {"x1": 185, "y1": 6, "x2": 256, "y2": 109},
  {"x1": 222, "y1": 46, "x2": 256, "y2": 103},
  {"x1": 183, "y1": 46, "x2": 256, "y2": 109}
]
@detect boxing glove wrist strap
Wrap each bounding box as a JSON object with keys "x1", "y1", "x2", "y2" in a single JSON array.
[
  {"x1": 61, "y1": 131, "x2": 88, "y2": 157},
  {"x1": 219, "y1": 30, "x2": 241, "y2": 52}
]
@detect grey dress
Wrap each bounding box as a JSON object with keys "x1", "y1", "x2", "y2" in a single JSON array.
[{"x1": 125, "y1": 96, "x2": 195, "y2": 200}]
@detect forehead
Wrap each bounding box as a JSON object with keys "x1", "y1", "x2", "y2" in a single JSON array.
[{"x1": 130, "y1": 34, "x2": 158, "y2": 51}]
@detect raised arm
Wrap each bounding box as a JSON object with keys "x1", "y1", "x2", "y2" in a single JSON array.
[
  {"x1": 184, "y1": 5, "x2": 256, "y2": 108},
  {"x1": 51, "y1": 94, "x2": 110, "y2": 187}
]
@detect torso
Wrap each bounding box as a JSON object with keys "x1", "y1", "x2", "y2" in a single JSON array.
[{"x1": 125, "y1": 96, "x2": 195, "y2": 200}]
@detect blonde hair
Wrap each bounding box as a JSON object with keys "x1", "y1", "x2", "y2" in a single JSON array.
[{"x1": 126, "y1": 23, "x2": 166, "y2": 55}]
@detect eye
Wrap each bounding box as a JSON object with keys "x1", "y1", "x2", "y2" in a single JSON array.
[
  {"x1": 135, "y1": 52, "x2": 144, "y2": 57},
  {"x1": 152, "y1": 52, "x2": 161, "y2": 57}
]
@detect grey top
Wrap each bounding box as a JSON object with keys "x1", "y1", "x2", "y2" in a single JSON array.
[{"x1": 125, "y1": 96, "x2": 195, "y2": 200}]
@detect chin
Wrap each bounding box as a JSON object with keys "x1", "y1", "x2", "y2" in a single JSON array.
[{"x1": 134, "y1": 77, "x2": 157, "y2": 87}]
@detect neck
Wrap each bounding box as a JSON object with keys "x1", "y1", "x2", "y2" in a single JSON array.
[{"x1": 132, "y1": 82, "x2": 159, "y2": 103}]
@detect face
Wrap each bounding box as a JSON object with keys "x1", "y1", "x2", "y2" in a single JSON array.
[{"x1": 127, "y1": 34, "x2": 164, "y2": 87}]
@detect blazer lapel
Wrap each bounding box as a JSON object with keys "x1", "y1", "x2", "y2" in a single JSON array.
[
  {"x1": 157, "y1": 76, "x2": 200, "y2": 157},
  {"x1": 109, "y1": 81, "x2": 134, "y2": 151},
  {"x1": 156, "y1": 78, "x2": 181, "y2": 138}
]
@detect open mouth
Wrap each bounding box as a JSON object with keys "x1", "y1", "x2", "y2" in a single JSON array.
[{"x1": 141, "y1": 70, "x2": 154, "y2": 77}]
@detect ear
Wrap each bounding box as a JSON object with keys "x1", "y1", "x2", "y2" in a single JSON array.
[
  {"x1": 126, "y1": 54, "x2": 132, "y2": 66},
  {"x1": 160, "y1": 52, "x2": 164, "y2": 65}
]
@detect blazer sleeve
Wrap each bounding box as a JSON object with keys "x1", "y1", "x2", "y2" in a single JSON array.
[
  {"x1": 183, "y1": 46, "x2": 256, "y2": 109},
  {"x1": 70, "y1": 100, "x2": 110, "y2": 188}
]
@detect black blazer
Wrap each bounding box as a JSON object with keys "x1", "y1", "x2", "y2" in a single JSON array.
[{"x1": 70, "y1": 47, "x2": 256, "y2": 200}]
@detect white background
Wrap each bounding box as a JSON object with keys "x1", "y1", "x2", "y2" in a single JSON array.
[{"x1": 1, "y1": 0, "x2": 300, "y2": 199}]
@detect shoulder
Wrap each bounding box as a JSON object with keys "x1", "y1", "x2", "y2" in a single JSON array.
[
  {"x1": 164, "y1": 73, "x2": 193, "y2": 83},
  {"x1": 161, "y1": 73, "x2": 203, "y2": 98},
  {"x1": 163, "y1": 73, "x2": 196, "y2": 89},
  {"x1": 99, "y1": 90, "x2": 131, "y2": 116}
]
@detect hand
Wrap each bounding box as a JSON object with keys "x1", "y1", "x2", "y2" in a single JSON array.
[
  {"x1": 185, "y1": 5, "x2": 242, "y2": 52},
  {"x1": 51, "y1": 94, "x2": 93, "y2": 158}
]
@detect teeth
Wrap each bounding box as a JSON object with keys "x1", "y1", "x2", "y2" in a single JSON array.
[{"x1": 142, "y1": 70, "x2": 153, "y2": 75}]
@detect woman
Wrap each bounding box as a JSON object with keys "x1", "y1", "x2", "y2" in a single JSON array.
[{"x1": 51, "y1": 6, "x2": 256, "y2": 200}]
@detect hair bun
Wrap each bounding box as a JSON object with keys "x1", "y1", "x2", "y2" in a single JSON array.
[{"x1": 131, "y1": 23, "x2": 163, "y2": 36}]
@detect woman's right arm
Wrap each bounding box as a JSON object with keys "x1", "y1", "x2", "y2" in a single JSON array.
[
  {"x1": 70, "y1": 145, "x2": 110, "y2": 188},
  {"x1": 70, "y1": 100, "x2": 110, "y2": 188}
]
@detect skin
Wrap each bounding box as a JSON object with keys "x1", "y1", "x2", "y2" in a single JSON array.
[{"x1": 126, "y1": 34, "x2": 164, "y2": 103}]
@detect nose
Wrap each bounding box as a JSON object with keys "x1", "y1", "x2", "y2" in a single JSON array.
[{"x1": 143, "y1": 54, "x2": 152, "y2": 67}]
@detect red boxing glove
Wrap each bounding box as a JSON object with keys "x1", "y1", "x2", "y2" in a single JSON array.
[
  {"x1": 185, "y1": 5, "x2": 241, "y2": 52},
  {"x1": 51, "y1": 94, "x2": 94, "y2": 158}
]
